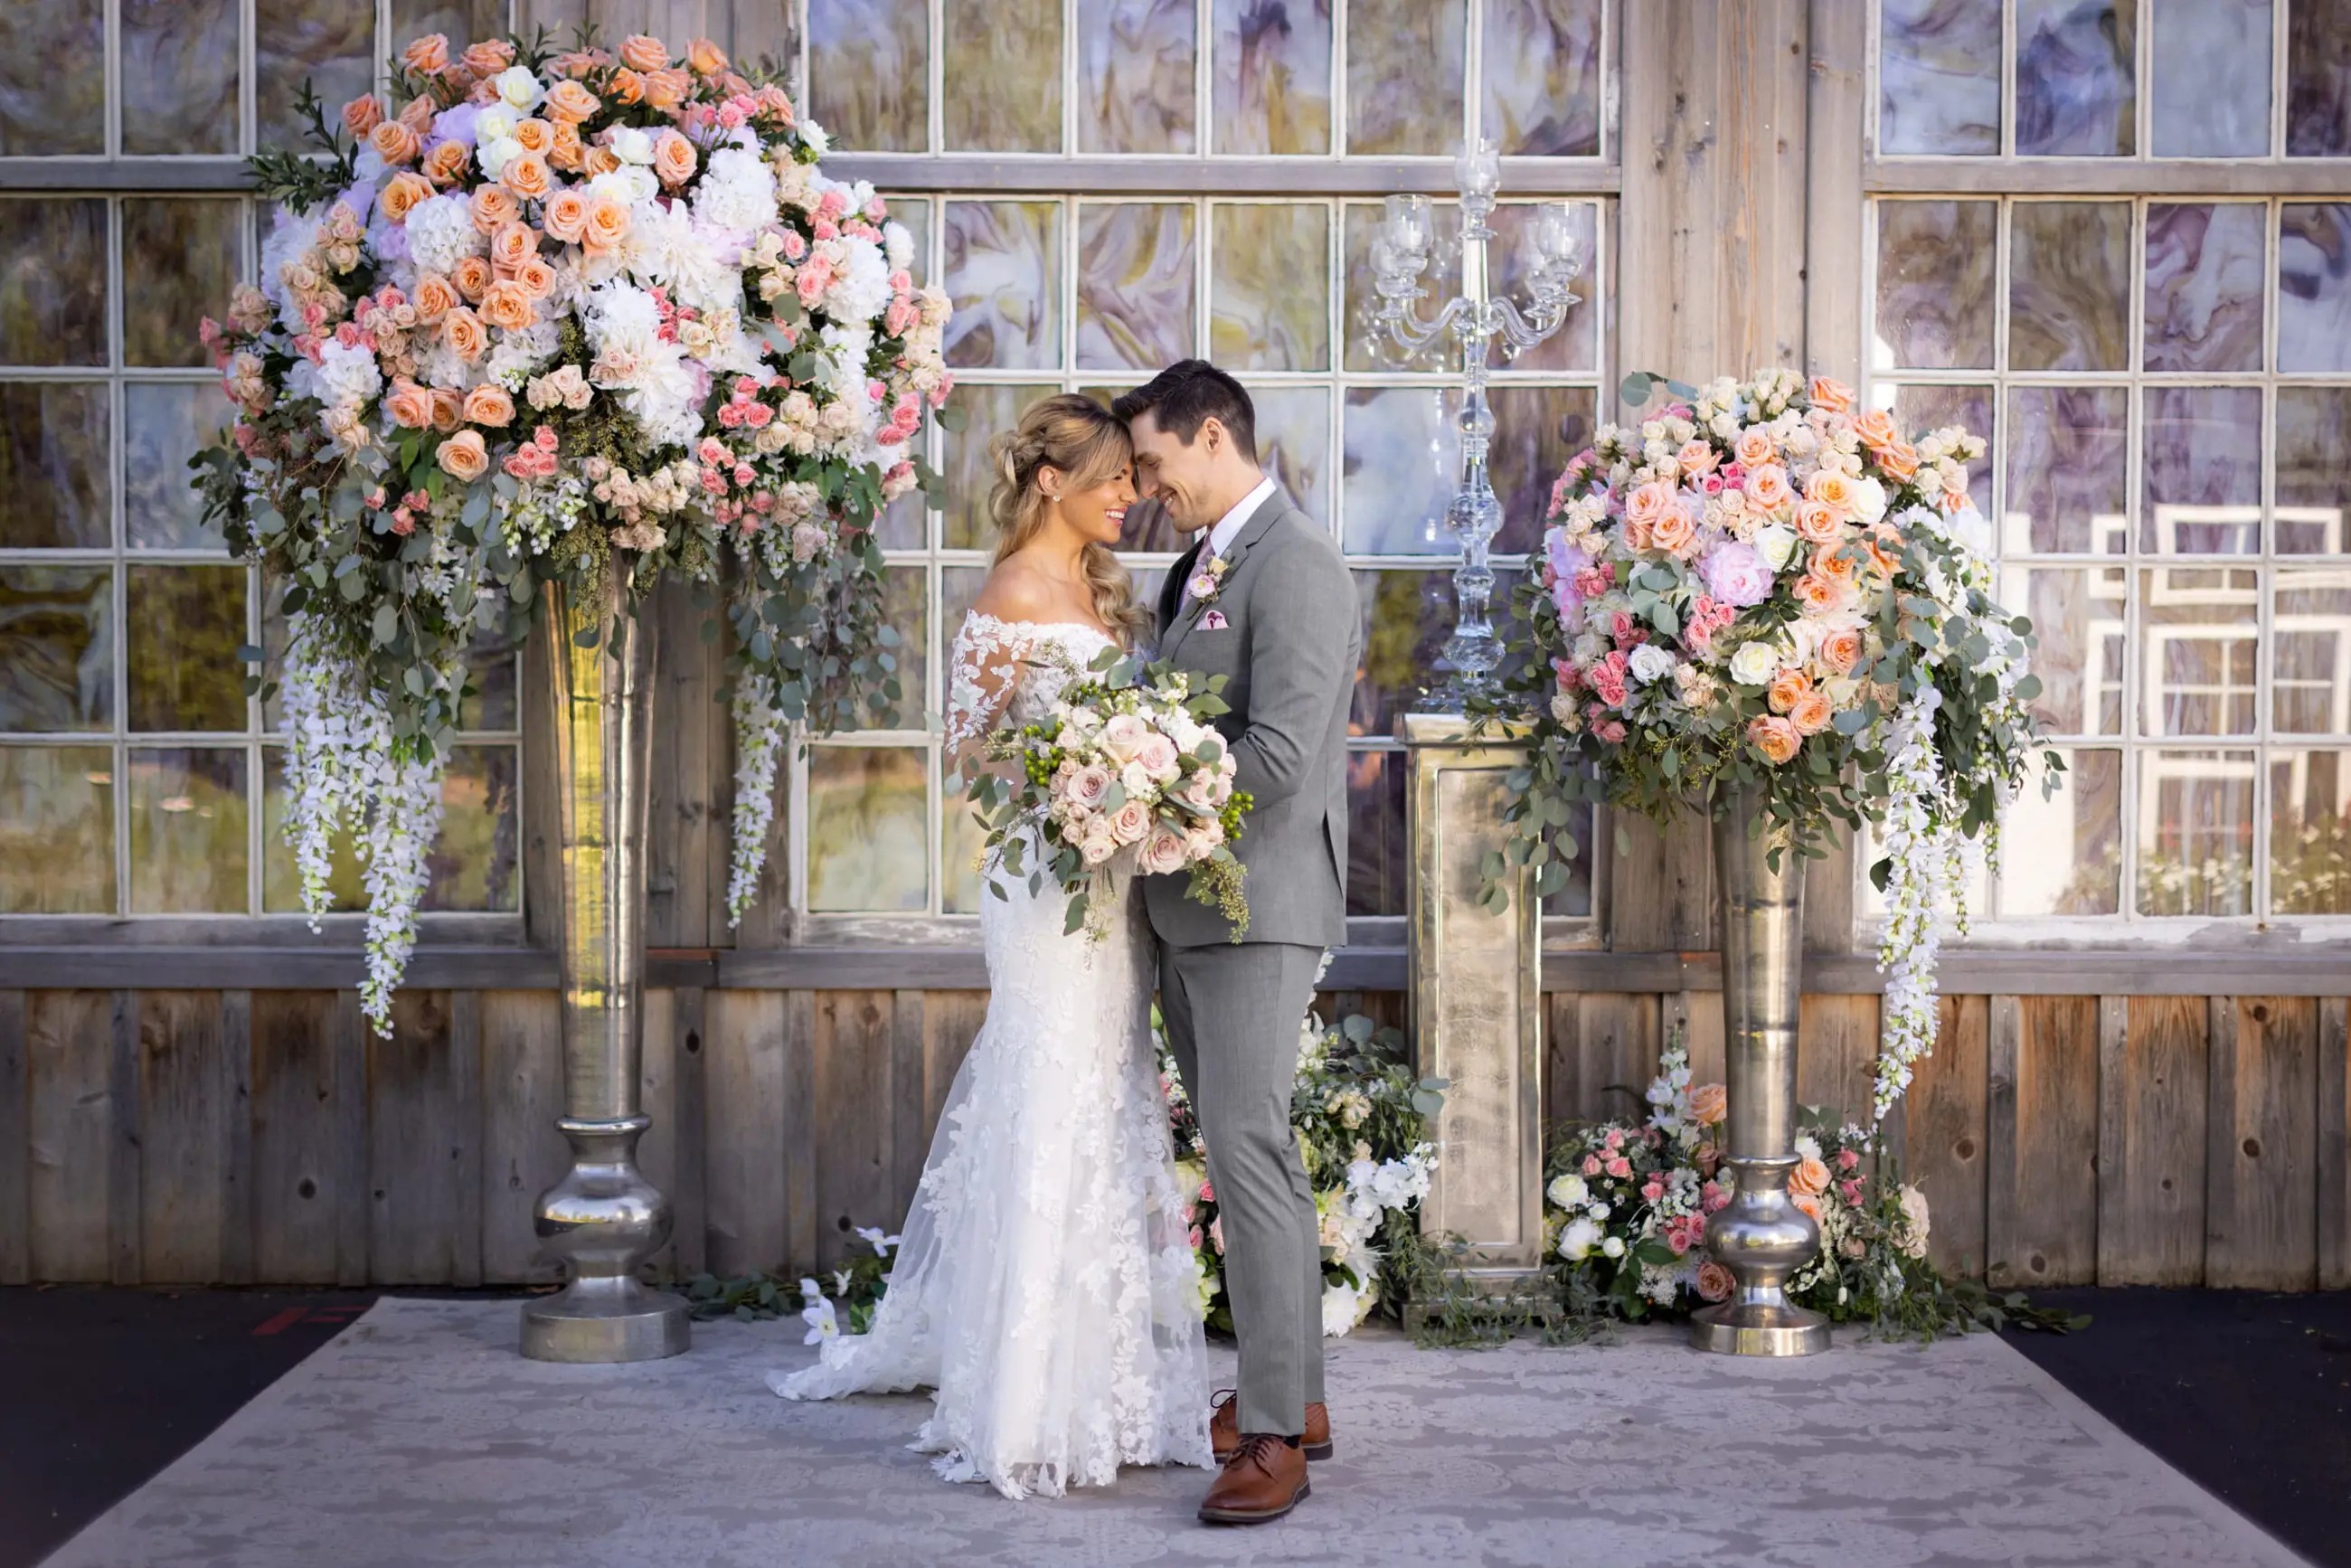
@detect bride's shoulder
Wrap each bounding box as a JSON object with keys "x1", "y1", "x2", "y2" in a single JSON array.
[{"x1": 966, "y1": 559, "x2": 1060, "y2": 628}]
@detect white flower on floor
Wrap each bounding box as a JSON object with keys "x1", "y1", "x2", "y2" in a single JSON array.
[
  {"x1": 855, "y1": 1226, "x2": 901, "y2": 1257},
  {"x1": 1558, "y1": 1215, "x2": 1602, "y2": 1261},
  {"x1": 798, "y1": 1290, "x2": 839, "y2": 1346},
  {"x1": 1320, "y1": 1278, "x2": 1365, "y2": 1337}
]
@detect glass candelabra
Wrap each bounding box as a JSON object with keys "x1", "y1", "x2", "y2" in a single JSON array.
[{"x1": 1371, "y1": 139, "x2": 1583, "y2": 710}]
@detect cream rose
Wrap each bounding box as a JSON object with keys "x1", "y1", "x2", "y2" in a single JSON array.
[
  {"x1": 1751, "y1": 522, "x2": 1798, "y2": 571},
  {"x1": 1108, "y1": 798, "x2": 1151, "y2": 845},
  {"x1": 1727, "y1": 639, "x2": 1781, "y2": 687},
  {"x1": 1100, "y1": 712, "x2": 1148, "y2": 763}
]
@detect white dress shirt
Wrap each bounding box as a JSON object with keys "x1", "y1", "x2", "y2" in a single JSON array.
[{"x1": 1184, "y1": 476, "x2": 1278, "y2": 602}]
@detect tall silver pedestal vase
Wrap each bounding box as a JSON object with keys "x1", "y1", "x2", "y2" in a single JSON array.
[
  {"x1": 520, "y1": 569, "x2": 690, "y2": 1363},
  {"x1": 1689, "y1": 784, "x2": 1831, "y2": 1356}
]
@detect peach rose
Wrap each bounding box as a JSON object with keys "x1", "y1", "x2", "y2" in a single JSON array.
[
  {"x1": 1747, "y1": 714, "x2": 1801, "y2": 766},
  {"x1": 469, "y1": 184, "x2": 519, "y2": 233},
  {"x1": 1789, "y1": 689, "x2": 1834, "y2": 736},
  {"x1": 1877, "y1": 441, "x2": 1921, "y2": 483},
  {"x1": 1676, "y1": 439, "x2": 1719, "y2": 476},
  {"x1": 606, "y1": 68, "x2": 645, "y2": 107},
  {"x1": 1804, "y1": 469, "x2": 1855, "y2": 513},
  {"x1": 1795, "y1": 499, "x2": 1844, "y2": 544},
  {"x1": 452, "y1": 256, "x2": 494, "y2": 300},
  {"x1": 1733, "y1": 427, "x2": 1776, "y2": 468},
  {"x1": 583, "y1": 196, "x2": 632, "y2": 251},
  {"x1": 1649, "y1": 504, "x2": 1698, "y2": 557},
  {"x1": 1695, "y1": 1260, "x2": 1735, "y2": 1303},
  {"x1": 489, "y1": 222, "x2": 540, "y2": 272},
  {"x1": 652, "y1": 129, "x2": 697, "y2": 188},
  {"x1": 1812, "y1": 543, "x2": 1858, "y2": 582},
  {"x1": 1791, "y1": 1191, "x2": 1825, "y2": 1226},
  {"x1": 1765, "y1": 667, "x2": 1810, "y2": 715},
  {"x1": 368, "y1": 119, "x2": 420, "y2": 165},
  {"x1": 477, "y1": 279, "x2": 535, "y2": 331},
  {"x1": 1808, "y1": 375, "x2": 1855, "y2": 414},
  {"x1": 397, "y1": 94, "x2": 435, "y2": 133},
  {"x1": 342, "y1": 94, "x2": 384, "y2": 137},
  {"x1": 441, "y1": 306, "x2": 487, "y2": 360},
  {"x1": 548, "y1": 119, "x2": 585, "y2": 173},
  {"x1": 384, "y1": 377, "x2": 437, "y2": 429},
  {"x1": 644, "y1": 69, "x2": 691, "y2": 111},
  {"x1": 1789, "y1": 1155, "x2": 1833, "y2": 1197},
  {"x1": 1745, "y1": 463, "x2": 1790, "y2": 511},
  {"x1": 510, "y1": 118, "x2": 552, "y2": 155},
  {"x1": 429, "y1": 387, "x2": 464, "y2": 431},
  {"x1": 501, "y1": 149, "x2": 552, "y2": 200},
  {"x1": 686, "y1": 36, "x2": 730, "y2": 75},
  {"x1": 460, "y1": 39, "x2": 515, "y2": 78},
  {"x1": 513, "y1": 257, "x2": 557, "y2": 300},
  {"x1": 379, "y1": 171, "x2": 435, "y2": 222},
  {"x1": 1819, "y1": 626, "x2": 1864, "y2": 676},
  {"x1": 543, "y1": 80, "x2": 600, "y2": 123},
  {"x1": 581, "y1": 144, "x2": 622, "y2": 176},
  {"x1": 1792, "y1": 571, "x2": 1849, "y2": 613},
  {"x1": 1689, "y1": 1082, "x2": 1727, "y2": 1126},
  {"x1": 411, "y1": 272, "x2": 458, "y2": 322},
  {"x1": 462, "y1": 383, "x2": 515, "y2": 426},
  {"x1": 401, "y1": 33, "x2": 449, "y2": 75},
  {"x1": 421, "y1": 139, "x2": 472, "y2": 186},
  {"x1": 543, "y1": 189, "x2": 590, "y2": 243},
  {"x1": 618, "y1": 33, "x2": 670, "y2": 71},
  {"x1": 1623, "y1": 478, "x2": 1674, "y2": 526},
  {"x1": 437, "y1": 428, "x2": 489, "y2": 481},
  {"x1": 1851, "y1": 408, "x2": 1898, "y2": 449}
]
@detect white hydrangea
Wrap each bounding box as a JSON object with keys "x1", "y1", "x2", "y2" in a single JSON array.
[
  {"x1": 883, "y1": 220, "x2": 914, "y2": 271},
  {"x1": 693, "y1": 145, "x2": 779, "y2": 235},
  {"x1": 404, "y1": 194, "x2": 484, "y2": 276},
  {"x1": 824, "y1": 235, "x2": 893, "y2": 326},
  {"x1": 625, "y1": 199, "x2": 741, "y2": 316},
  {"x1": 310, "y1": 337, "x2": 382, "y2": 411}
]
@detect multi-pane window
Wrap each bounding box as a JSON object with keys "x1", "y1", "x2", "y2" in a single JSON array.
[
  {"x1": 1871, "y1": 4, "x2": 2351, "y2": 924},
  {"x1": 795, "y1": 0, "x2": 1614, "y2": 930},
  {"x1": 0, "y1": 2, "x2": 520, "y2": 919}
]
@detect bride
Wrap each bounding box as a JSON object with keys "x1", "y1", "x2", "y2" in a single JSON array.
[{"x1": 766, "y1": 393, "x2": 1213, "y2": 1498}]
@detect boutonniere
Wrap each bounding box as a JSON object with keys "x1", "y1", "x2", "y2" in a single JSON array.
[{"x1": 1186, "y1": 553, "x2": 1231, "y2": 606}]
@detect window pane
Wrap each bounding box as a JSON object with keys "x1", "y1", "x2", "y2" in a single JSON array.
[
  {"x1": 2141, "y1": 386, "x2": 2262, "y2": 554},
  {"x1": 1873, "y1": 201, "x2": 1997, "y2": 371},
  {"x1": 2151, "y1": 0, "x2": 2272, "y2": 156},
  {"x1": 2270, "y1": 751, "x2": 2351, "y2": 915},
  {"x1": 2009, "y1": 202, "x2": 2132, "y2": 373},
  {"x1": 808, "y1": 0, "x2": 930, "y2": 152},
  {"x1": 2143, "y1": 203, "x2": 2266, "y2": 373},
  {"x1": 254, "y1": 0, "x2": 373, "y2": 151},
  {"x1": 1213, "y1": 0, "x2": 1332, "y2": 154},
  {"x1": 1078, "y1": 0, "x2": 1195, "y2": 154},
  {"x1": 944, "y1": 201, "x2": 1062, "y2": 371},
  {"x1": 2287, "y1": 0, "x2": 2351, "y2": 156},
  {"x1": 1879, "y1": 0, "x2": 2001, "y2": 155},
  {"x1": 841, "y1": 566, "x2": 928, "y2": 731},
  {"x1": 125, "y1": 199, "x2": 242, "y2": 370},
  {"x1": 2139, "y1": 565, "x2": 2260, "y2": 736},
  {"x1": 1345, "y1": 748, "x2": 1407, "y2": 916},
  {"x1": 808, "y1": 746, "x2": 929, "y2": 911},
  {"x1": 2277, "y1": 388, "x2": 2351, "y2": 555},
  {"x1": 0, "y1": 383, "x2": 111, "y2": 548},
  {"x1": 2016, "y1": 0, "x2": 2137, "y2": 156},
  {"x1": 0, "y1": 565, "x2": 112, "y2": 733},
  {"x1": 389, "y1": 2, "x2": 505, "y2": 43},
  {"x1": 456, "y1": 619, "x2": 522, "y2": 732},
  {"x1": 1351, "y1": 568, "x2": 1450, "y2": 735},
  {"x1": 2136, "y1": 749, "x2": 2255, "y2": 916},
  {"x1": 260, "y1": 745, "x2": 364, "y2": 912},
  {"x1": 127, "y1": 564, "x2": 248, "y2": 733},
  {"x1": 127, "y1": 746, "x2": 248, "y2": 913},
  {"x1": 2004, "y1": 386, "x2": 2127, "y2": 554},
  {"x1": 422, "y1": 743, "x2": 518, "y2": 912},
  {"x1": 1488, "y1": 202, "x2": 1601, "y2": 373},
  {"x1": 1998, "y1": 564, "x2": 2127, "y2": 736},
  {"x1": 943, "y1": 0, "x2": 1062, "y2": 151},
  {"x1": 1211, "y1": 203, "x2": 1330, "y2": 373},
  {"x1": 0, "y1": 745, "x2": 114, "y2": 912},
  {"x1": 939, "y1": 382, "x2": 1057, "y2": 549},
  {"x1": 1346, "y1": 0, "x2": 1465, "y2": 156},
  {"x1": 0, "y1": 4, "x2": 105, "y2": 155},
  {"x1": 1249, "y1": 383, "x2": 1334, "y2": 534},
  {"x1": 1877, "y1": 383, "x2": 1994, "y2": 499},
  {"x1": 2278, "y1": 204, "x2": 2351, "y2": 373},
  {"x1": 1076, "y1": 203, "x2": 1196, "y2": 373},
  {"x1": 1344, "y1": 200, "x2": 1456, "y2": 373},
  {"x1": 120, "y1": 0, "x2": 239, "y2": 156},
  {"x1": 126, "y1": 383, "x2": 235, "y2": 550},
  {"x1": 2272, "y1": 570, "x2": 2351, "y2": 734},
  {"x1": 0, "y1": 199, "x2": 107, "y2": 367},
  {"x1": 1489, "y1": 384, "x2": 1597, "y2": 555},
  {"x1": 1482, "y1": 0, "x2": 1603, "y2": 156},
  {"x1": 1343, "y1": 388, "x2": 1460, "y2": 555},
  {"x1": 1999, "y1": 747, "x2": 2122, "y2": 916}
]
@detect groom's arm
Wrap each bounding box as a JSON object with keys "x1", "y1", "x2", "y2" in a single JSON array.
[{"x1": 1229, "y1": 530, "x2": 1353, "y2": 806}]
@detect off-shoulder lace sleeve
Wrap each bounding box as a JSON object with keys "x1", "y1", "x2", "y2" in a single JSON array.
[{"x1": 946, "y1": 612, "x2": 1037, "y2": 770}]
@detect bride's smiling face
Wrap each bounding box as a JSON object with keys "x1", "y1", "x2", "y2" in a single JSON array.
[{"x1": 1043, "y1": 460, "x2": 1135, "y2": 546}]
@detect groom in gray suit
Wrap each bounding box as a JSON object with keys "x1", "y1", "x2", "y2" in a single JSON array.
[{"x1": 1115, "y1": 362, "x2": 1358, "y2": 1526}]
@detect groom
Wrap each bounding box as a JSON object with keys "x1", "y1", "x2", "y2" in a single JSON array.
[{"x1": 1116, "y1": 361, "x2": 1358, "y2": 1526}]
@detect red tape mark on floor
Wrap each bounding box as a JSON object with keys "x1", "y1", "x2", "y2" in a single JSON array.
[{"x1": 250, "y1": 1308, "x2": 306, "y2": 1337}]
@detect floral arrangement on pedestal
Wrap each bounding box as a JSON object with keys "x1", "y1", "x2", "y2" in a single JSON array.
[
  {"x1": 1495, "y1": 370, "x2": 2061, "y2": 1117},
  {"x1": 192, "y1": 26, "x2": 949, "y2": 1030}
]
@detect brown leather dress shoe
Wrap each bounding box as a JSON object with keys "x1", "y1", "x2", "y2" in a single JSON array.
[
  {"x1": 1209, "y1": 1388, "x2": 1333, "y2": 1461},
  {"x1": 1197, "y1": 1432, "x2": 1310, "y2": 1525}
]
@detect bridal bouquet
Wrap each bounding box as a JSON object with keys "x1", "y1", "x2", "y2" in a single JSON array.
[
  {"x1": 968, "y1": 647, "x2": 1251, "y2": 940},
  {"x1": 191, "y1": 25, "x2": 949, "y2": 1029},
  {"x1": 1497, "y1": 369, "x2": 2061, "y2": 1115}
]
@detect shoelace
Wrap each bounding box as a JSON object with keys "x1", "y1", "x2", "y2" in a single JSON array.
[{"x1": 1228, "y1": 1432, "x2": 1289, "y2": 1473}]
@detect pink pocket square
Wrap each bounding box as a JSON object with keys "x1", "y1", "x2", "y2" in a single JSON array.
[{"x1": 1198, "y1": 609, "x2": 1229, "y2": 630}]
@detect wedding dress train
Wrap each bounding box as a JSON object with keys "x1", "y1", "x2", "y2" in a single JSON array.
[{"x1": 766, "y1": 613, "x2": 1212, "y2": 1500}]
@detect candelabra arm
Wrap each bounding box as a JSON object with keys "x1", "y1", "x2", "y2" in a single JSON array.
[
  {"x1": 1380, "y1": 291, "x2": 1472, "y2": 358},
  {"x1": 1488, "y1": 292, "x2": 1576, "y2": 357}
]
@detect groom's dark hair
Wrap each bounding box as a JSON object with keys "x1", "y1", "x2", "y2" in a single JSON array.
[{"x1": 1112, "y1": 359, "x2": 1257, "y2": 464}]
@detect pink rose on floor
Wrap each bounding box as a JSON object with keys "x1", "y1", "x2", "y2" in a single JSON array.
[
  {"x1": 1581, "y1": 1155, "x2": 1602, "y2": 1176},
  {"x1": 1702, "y1": 1180, "x2": 1730, "y2": 1213},
  {"x1": 1641, "y1": 1179, "x2": 1666, "y2": 1202},
  {"x1": 1140, "y1": 824, "x2": 1190, "y2": 876},
  {"x1": 1839, "y1": 1178, "x2": 1865, "y2": 1205},
  {"x1": 1836, "y1": 1147, "x2": 1862, "y2": 1172},
  {"x1": 1696, "y1": 1261, "x2": 1734, "y2": 1302},
  {"x1": 1187, "y1": 1225, "x2": 1204, "y2": 1250},
  {"x1": 1197, "y1": 1180, "x2": 1214, "y2": 1204},
  {"x1": 1210, "y1": 1217, "x2": 1225, "y2": 1254},
  {"x1": 1605, "y1": 1156, "x2": 1632, "y2": 1180}
]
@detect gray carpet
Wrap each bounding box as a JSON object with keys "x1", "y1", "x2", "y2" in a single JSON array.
[{"x1": 45, "y1": 1298, "x2": 2302, "y2": 1568}]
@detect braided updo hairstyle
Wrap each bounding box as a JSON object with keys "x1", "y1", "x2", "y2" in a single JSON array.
[{"x1": 986, "y1": 393, "x2": 1152, "y2": 643}]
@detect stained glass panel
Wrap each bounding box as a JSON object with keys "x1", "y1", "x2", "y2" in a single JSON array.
[
  {"x1": 0, "y1": 565, "x2": 112, "y2": 733},
  {"x1": 0, "y1": 383, "x2": 111, "y2": 549},
  {"x1": 0, "y1": 200, "x2": 108, "y2": 368},
  {"x1": 1213, "y1": 0, "x2": 1333, "y2": 155},
  {"x1": 1076, "y1": 203, "x2": 1196, "y2": 373},
  {"x1": 944, "y1": 202, "x2": 1062, "y2": 372}
]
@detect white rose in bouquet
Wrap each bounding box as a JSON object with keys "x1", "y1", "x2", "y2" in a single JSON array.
[
  {"x1": 1101, "y1": 712, "x2": 1148, "y2": 762},
  {"x1": 1728, "y1": 638, "x2": 1782, "y2": 687}
]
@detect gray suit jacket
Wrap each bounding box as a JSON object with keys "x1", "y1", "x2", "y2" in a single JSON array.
[{"x1": 1143, "y1": 488, "x2": 1358, "y2": 949}]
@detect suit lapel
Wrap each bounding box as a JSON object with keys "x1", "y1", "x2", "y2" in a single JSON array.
[
  {"x1": 1157, "y1": 536, "x2": 1202, "y2": 639},
  {"x1": 1162, "y1": 487, "x2": 1288, "y2": 664}
]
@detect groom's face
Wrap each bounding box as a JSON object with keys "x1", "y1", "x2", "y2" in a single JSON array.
[{"x1": 1126, "y1": 410, "x2": 1223, "y2": 534}]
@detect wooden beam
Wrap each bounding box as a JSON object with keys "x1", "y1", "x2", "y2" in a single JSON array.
[
  {"x1": 1983, "y1": 994, "x2": 2021, "y2": 1287},
  {"x1": 1869, "y1": 156, "x2": 2351, "y2": 196},
  {"x1": 107, "y1": 991, "x2": 140, "y2": 1285}
]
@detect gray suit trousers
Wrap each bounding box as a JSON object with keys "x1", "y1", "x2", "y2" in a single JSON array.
[{"x1": 1157, "y1": 939, "x2": 1327, "y2": 1437}]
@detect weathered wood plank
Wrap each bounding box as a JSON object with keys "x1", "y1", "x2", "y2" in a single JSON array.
[
  {"x1": 0, "y1": 991, "x2": 26, "y2": 1284},
  {"x1": 218, "y1": 990, "x2": 253, "y2": 1285},
  {"x1": 520, "y1": 613, "x2": 562, "y2": 950},
  {"x1": 639, "y1": 984, "x2": 680, "y2": 1279},
  {"x1": 1903, "y1": 995, "x2": 1987, "y2": 1278},
  {"x1": 669, "y1": 986, "x2": 709, "y2": 1278},
  {"x1": 448, "y1": 990, "x2": 484, "y2": 1288},
  {"x1": 2322, "y1": 997, "x2": 2349, "y2": 1291},
  {"x1": 2097, "y1": 996, "x2": 2208, "y2": 1285},
  {"x1": 1987, "y1": 997, "x2": 2100, "y2": 1287},
  {"x1": 1981, "y1": 995, "x2": 2021, "y2": 1287},
  {"x1": 26, "y1": 992, "x2": 112, "y2": 1281},
  {"x1": 1797, "y1": 993, "x2": 1878, "y2": 1129},
  {"x1": 1573, "y1": 995, "x2": 1661, "y2": 1126},
  {"x1": 332, "y1": 989, "x2": 369, "y2": 1286},
  {"x1": 704, "y1": 987, "x2": 788, "y2": 1276},
  {"x1": 815, "y1": 991, "x2": 897, "y2": 1270},
  {"x1": 1543, "y1": 991, "x2": 1581, "y2": 1130},
  {"x1": 646, "y1": 582, "x2": 715, "y2": 949},
  {"x1": 2206, "y1": 997, "x2": 2320, "y2": 1290},
  {"x1": 249, "y1": 992, "x2": 341, "y2": 1285},
  {"x1": 368, "y1": 991, "x2": 463, "y2": 1285},
  {"x1": 137, "y1": 991, "x2": 230, "y2": 1284},
  {"x1": 108, "y1": 991, "x2": 140, "y2": 1284},
  {"x1": 890, "y1": 990, "x2": 928, "y2": 1224},
  {"x1": 479, "y1": 990, "x2": 568, "y2": 1285},
  {"x1": 920, "y1": 990, "x2": 990, "y2": 1141}
]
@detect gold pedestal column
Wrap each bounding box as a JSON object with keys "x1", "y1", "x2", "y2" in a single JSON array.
[{"x1": 1401, "y1": 713, "x2": 1545, "y2": 1310}]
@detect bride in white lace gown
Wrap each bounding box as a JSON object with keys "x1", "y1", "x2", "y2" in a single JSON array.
[{"x1": 767, "y1": 394, "x2": 1212, "y2": 1499}]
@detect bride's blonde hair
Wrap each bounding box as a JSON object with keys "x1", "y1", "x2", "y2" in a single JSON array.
[{"x1": 987, "y1": 394, "x2": 1152, "y2": 643}]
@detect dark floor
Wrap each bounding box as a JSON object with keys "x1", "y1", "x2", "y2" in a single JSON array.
[{"x1": 4, "y1": 1286, "x2": 2346, "y2": 1568}]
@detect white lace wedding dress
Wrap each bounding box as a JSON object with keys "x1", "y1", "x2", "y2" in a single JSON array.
[{"x1": 766, "y1": 612, "x2": 1212, "y2": 1499}]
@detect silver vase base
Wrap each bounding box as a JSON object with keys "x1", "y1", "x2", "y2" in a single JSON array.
[
  {"x1": 1688, "y1": 1299, "x2": 1832, "y2": 1357},
  {"x1": 519, "y1": 1277, "x2": 692, "y2": 1364}
]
